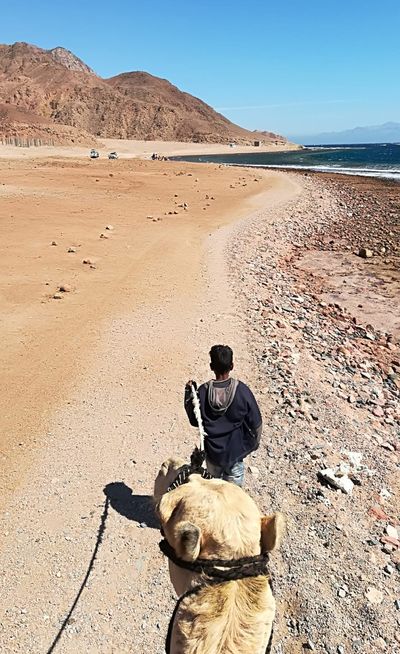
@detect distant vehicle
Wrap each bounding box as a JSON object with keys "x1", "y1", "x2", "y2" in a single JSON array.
[
  {"x1": 90, "y1": 149, "x2": 99, "y2": 159},
  {"x1": 108, "y1": 151, "x2": 118, "y2": 160}
]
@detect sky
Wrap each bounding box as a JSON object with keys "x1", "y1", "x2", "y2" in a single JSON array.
[{"x1": 1, "y1": 0, "x2": 400, "y2": 138}]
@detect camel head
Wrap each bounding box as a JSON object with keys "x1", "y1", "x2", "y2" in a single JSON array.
[
  {"x1": 155, "y1": 463, "x2": 285, "y2": 563},
  {"x1": 153, "y1": 456, "x2": 187, "y2": 504}
]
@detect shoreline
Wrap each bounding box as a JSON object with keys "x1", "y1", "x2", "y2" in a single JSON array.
[{"x1": 171, "y1": 161, "x2": 400, "y2": 183}]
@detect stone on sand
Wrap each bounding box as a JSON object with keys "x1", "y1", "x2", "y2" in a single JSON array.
[
  {"x1": 358, "y1": 247, "x2": 373, "y2": 259},
  {"x1": 59, "y1": 284, "x2": 72, "y2": 293},
  {"x1": 365, "y1": 588, "x2": 384, "y2": 604}
]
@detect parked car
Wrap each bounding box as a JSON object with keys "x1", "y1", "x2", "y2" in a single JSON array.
[
  {"x1": 90, "y1": 149, "x2": 99, "y2": 159},
  {"x1": 108, "y1": 151, "x2": 118, "y2": 160}
]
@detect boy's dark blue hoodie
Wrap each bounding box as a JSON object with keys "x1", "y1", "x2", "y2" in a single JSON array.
[{"x1": 184, "y1": 378, "x2": 262, "y2": 468}]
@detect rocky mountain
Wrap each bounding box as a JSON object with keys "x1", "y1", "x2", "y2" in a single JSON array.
[
  {"x1": 0, "y1": 42, "x2": 289, "y2": 145},
  {"x1": 49, "y1": 46, "x2": 95, "y2": 75},
  {"x1": 290, "y1": 121, "x2": 400, "y2": 145}
]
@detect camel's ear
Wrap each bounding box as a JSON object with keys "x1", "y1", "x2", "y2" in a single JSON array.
[
  {"x1": 261, "y1": 513, "x2": 285, "y2": 552},
  {"x1": 174, "y1": 521, "x2": 201, "y2": 561}
]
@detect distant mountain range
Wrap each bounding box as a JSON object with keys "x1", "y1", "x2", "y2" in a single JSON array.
[
  {"x1": 289, "y1": 122, "x2": 400, "y2": 145},
  {"x1": 0, "y1": 41, "x2": 289, "y2": 146}
]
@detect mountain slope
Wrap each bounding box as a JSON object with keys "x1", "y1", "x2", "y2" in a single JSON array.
[
  {"x1": 0, "y1": 42, "x2": 289, "y2": 145},
  {"x1": 290, "y1": 121, "x2": 400, "y2": 145},
  {"x1": 0, "y1": 102, "x2": 97, "y2": 146}
]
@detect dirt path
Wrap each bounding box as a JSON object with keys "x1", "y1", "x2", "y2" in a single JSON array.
[{"x1": 0, "y1": 162, "x2": 300, "y2": 652}]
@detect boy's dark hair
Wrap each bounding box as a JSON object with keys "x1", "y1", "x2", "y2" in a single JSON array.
[{"x1": 209, "y1": 344, "x2": 233, "y2": 375}]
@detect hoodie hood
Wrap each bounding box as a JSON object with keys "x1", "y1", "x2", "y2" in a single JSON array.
[{"x1": 206, "y1": 378, "x2": 239, "y2": 414}]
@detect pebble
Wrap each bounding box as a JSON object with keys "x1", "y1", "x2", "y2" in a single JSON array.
[
  {"x1": 365, "y1": 587, "x2": 383, "y2": 604},
  {"x1": 59, "y1": 284, "x2": 72, "y2": 293},
  {"x1": 105, "y1": 224, "x2": 114, "y2": 230},
  {"x1": 358, "y1": 247, "x2": 373, "y2": 258},
  {"x1": 67, "y1": 247, "x2": 76, "y2": 253},
  {"x1": 385, "y1": 524, "x2": 398, "y2": 539},
  {"x1": 375, "y1": 637, "x2": 386, "y2": 651},
  {"x1": 384, "y1": 564, "x2": 394, "y2": 575}
]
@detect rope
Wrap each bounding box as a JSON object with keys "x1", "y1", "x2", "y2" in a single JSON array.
[
  {"x1": 46, "y1": 497, "x2": 110, "y2": 653},
  {"x1": 189, "y1": 382, "x2": 207, "y2": 460}
]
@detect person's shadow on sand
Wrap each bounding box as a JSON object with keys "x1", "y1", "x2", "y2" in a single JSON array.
[{"x1": 103, "y1": 482, "x2": 159, "y2": 529}]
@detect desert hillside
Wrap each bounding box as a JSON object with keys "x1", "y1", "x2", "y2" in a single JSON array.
[{"x1": 0, "y1": 42, "x2": 288, "y2": 145}]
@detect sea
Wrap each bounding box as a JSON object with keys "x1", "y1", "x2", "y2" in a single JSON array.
[{"x1": 174, "y1": 143, "x2": 400, "y2": 180}]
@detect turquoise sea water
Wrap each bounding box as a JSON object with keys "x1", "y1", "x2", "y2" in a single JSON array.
[{"x1": 174, "y1": 143, "x2": 400, "y2": 180}]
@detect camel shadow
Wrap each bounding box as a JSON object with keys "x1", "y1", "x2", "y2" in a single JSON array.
[{"x1": 103, "y1": 482, "x2": 159, "y2": 529}]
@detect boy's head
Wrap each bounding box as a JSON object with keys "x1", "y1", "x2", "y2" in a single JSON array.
[{"x1": 209, "y1": 344, "x2": 234, "y2": 376}]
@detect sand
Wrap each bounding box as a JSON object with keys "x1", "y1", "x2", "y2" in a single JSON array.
[
  {"x1": 0, "y1": 137, "x2": 299, "y2": 160},
  {"x1": 0, "y1": 156, "x2": 294, "y2": 504}
]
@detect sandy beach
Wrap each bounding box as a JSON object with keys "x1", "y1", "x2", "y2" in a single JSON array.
[
  {"x1": 0, "y1": 137, "x2": 299, "y2": 160},
  {"x1": 0, "y1": 149, "x2": 398, "y2": 653}
]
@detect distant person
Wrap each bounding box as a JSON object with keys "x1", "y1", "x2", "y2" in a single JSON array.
[{"x1": 184, "y1": 345, "x2": 262, "y2": 487}]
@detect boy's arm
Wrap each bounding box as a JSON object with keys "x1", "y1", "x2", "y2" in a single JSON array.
[
  {"x1": 184, "y1": 382, "x2": 198, "y2": 427},
  {"x1": 245, "y1": 387, "x2": 263, "y2": 448}
]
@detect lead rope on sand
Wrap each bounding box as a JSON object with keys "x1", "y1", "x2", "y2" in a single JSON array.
[{"x1": 46, "y1": 497, "x2": 110, "y2": 654}]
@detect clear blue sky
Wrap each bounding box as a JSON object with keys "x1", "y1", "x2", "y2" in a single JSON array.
[{"x1": 2, "y1": 0, "x2": 399, "y2": 138}]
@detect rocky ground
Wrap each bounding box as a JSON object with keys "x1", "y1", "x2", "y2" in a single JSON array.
[{"x1": 229, "y1": 173, "x2": 399, "y2": 653}]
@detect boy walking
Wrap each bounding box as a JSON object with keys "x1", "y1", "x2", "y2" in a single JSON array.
[{"x1": 184, "y1": 344, "x2": 262, "y2": 487}]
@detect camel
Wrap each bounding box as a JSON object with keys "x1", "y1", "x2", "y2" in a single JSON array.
[{"x1": 154, "y1": 457, "x2": 285, "y2": 654}]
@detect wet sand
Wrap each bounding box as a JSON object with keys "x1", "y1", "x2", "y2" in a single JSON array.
[{"x1": 294, "y1": 172, "x2": 400, "y2": 338}]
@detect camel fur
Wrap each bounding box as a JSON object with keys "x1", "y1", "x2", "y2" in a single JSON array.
[{"x1": 154, "y1": 457, "x2": 285, "y2": 654}]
